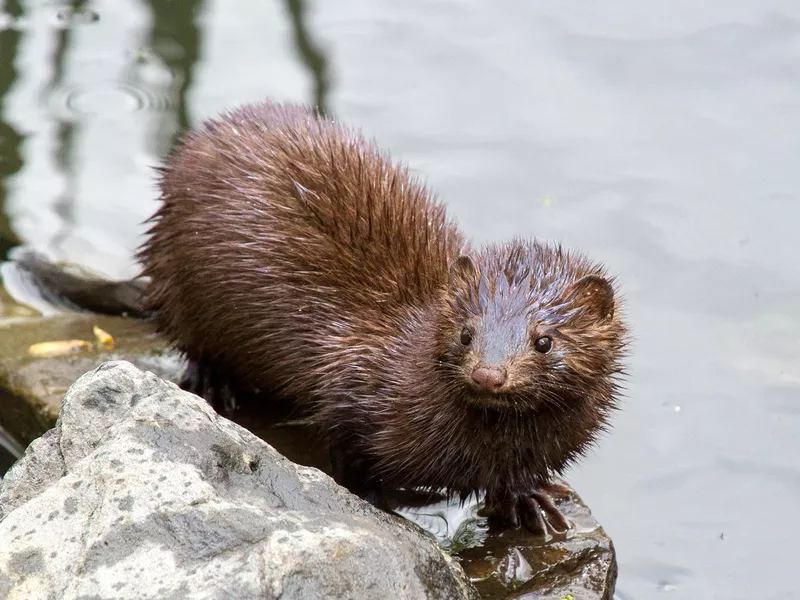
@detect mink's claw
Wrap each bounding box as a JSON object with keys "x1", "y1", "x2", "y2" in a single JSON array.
[{"x1": 484, "y1": 484, "x2": 571, "y2": 536}]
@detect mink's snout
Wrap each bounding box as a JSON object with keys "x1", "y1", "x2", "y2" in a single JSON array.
[{"x1": 471, "y1": 365, "x2": 508, "y2": 394}]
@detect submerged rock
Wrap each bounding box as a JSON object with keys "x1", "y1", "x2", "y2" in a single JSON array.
[{"x1": 0, "y1": 361, "x2": 477, "y2": 600}]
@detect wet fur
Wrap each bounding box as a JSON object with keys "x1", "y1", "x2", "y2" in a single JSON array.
[{"x1": 138, "y1": 102, "x2": 627, "y2": 514}]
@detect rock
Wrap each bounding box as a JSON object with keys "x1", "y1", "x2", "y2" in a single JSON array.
[
  {"x1": 450, "y1": 495, "x2": 616, "y2": 599},
  {"x1": 0, "y1": 361, "x2": 477, "y2": 600}
]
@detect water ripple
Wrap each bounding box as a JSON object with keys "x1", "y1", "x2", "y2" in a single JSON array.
[{"x1": 47, "y1": 81, "x2": 172, "y2": 121}]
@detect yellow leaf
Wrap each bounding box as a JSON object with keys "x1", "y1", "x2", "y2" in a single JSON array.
[
  {"x1": 26, "y1": 340, "x2": 93, "y2": 357},
  {"x1": 93, "y1": 325, "x2": 114, "y2": 349}
]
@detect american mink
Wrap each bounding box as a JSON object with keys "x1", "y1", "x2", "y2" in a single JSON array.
[{"x1": 8, "y1": 101, "x2": 628, "y2": 534}]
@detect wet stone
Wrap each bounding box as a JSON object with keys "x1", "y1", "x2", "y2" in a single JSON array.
[{"x1": 437, "y1": 491, "x2": 617, "y2": 600}]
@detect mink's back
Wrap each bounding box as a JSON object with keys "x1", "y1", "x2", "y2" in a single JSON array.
[{"x1": 139, "y1": 102, "x2": 465, "y2": 397}]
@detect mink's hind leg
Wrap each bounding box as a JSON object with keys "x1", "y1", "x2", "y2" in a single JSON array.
[
  {"x1": 180, "y1": 355, "x2": 238, "y2": 415},
  {"x1": 483, "y1": 482, "x2": 571, "y2": 536}
]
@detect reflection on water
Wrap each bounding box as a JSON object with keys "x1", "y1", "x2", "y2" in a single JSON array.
[
  {"x1": 46, "y1": 0, "x2": 82, "y2": 255},
  {"x1": 1, "y1": 0, "x2": 328, "y2": 279},
  {"x1": 0, "y1": 0, "x2": 23, "y2": 259},
  {"x1": 144, "y1": 0, "x2": 203, "y2": 141},
  {"x1": 392, "y1": 492, "x2": 489, "y2": 553},
  {"x1": 283, "y1": 0, "x2": 331, "y2": 115},
  {"x1": 41, "y1": 0, "x2": 202, "y2": 260},
  {"x1": 0, "y1": 423, "x2": 23, "y2": 476}
]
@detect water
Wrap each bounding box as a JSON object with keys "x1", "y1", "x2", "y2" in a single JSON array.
[
  {"x1": 1, "y1": 1, "x2": 799, "y2": 598},
  {"x1": 0, "y1": 421, "x2": 22, "y2": 476}
]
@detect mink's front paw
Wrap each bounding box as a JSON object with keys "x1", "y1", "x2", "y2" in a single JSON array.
[
  {"x1": 181, "y1": 357, "x2": 238, "y2": 414},
  {"x1": 483, "y1": 483, "x2": 571, "y2": 536}
]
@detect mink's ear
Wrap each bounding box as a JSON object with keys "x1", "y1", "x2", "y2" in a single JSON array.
[
  {"x1": 449, "y1": 255, "x2": 476, "y2": 285},
  {"x1": 566, "y1": 275, "x2": 615, "y2": 321}
]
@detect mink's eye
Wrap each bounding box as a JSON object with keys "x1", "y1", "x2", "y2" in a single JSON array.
[
  {"x1": 533, "y1": 335, "x2": 553, "y2": 354},
  {"x1": 460, "y1": 328, "x2": 473, "y2": 346}
]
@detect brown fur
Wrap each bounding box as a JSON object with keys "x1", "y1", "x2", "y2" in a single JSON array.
[{"x1": 139, "y1": 101, "x2": 628, "y2": 528}]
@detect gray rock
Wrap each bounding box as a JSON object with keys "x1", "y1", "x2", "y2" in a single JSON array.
[{"x1": 0, "y1": 361, "x2": 477, "y2": 600}]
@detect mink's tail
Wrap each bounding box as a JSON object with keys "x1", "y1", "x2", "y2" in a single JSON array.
[{"x1": 0, "y1": 246, "x2": 151, "y2": 319}]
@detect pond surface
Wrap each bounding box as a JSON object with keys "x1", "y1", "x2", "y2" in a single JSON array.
[{"x1": 2, "y1": 1, "x2": 799, "y2": 598}]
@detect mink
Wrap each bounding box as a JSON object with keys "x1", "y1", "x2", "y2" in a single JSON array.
[{"x1": 6, "y1": 101, "x2": 628, "y2": 534}]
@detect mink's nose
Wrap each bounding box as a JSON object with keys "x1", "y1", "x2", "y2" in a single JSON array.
[{"x1": 471, "y1": 366, "x2": 507, "y2": 394}]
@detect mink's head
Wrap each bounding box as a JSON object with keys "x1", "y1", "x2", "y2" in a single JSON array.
[{"x1": 436, "y1": 240, "x2": 626, "y2": 412}]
